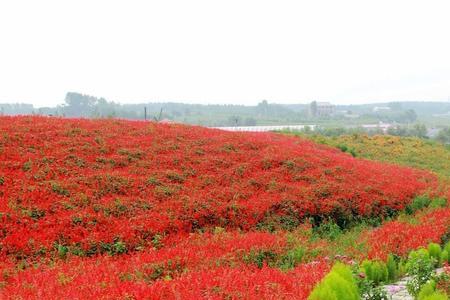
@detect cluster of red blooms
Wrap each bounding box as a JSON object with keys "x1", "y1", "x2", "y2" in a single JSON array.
[
  {"x1": 1, "y1": 230, "x2": 323, "y2": 299},
  {"x1": 367, "y1": 207, "x2": 450, "y2": 260},
  {"x1": 1, "y1": 258, "x2": 330, "y2": 300},
  {"x1": 0, "y1": 116, "x2": 440, "y2": 298}
]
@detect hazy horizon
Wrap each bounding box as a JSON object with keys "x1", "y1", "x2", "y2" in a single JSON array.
[
  {"x1": 1, "y1": 1, "x2": 450, "y2": 107},
  {"x1": 2, "y1": 94, "x2": 450, "y2": 108}
]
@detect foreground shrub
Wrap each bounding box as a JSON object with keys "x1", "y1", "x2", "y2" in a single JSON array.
[
  {"x1": 429, "y1": 243, "x2": 443, "y2": 267},
  {"x1": 422, "y1": 293, "x2": 448, "y2": 300},
  {"x1": 361, "y1": 260, "x2": 388, "y2": 285},
  {"x1": 444, "y1": 242, "x2": 450, "y2": 262},
  {"x1": 418, "y1": 280, "x2": 437, "y2": 300},
  {"x1": 358, "y1": 279, "x2": 389, "y2": 300},
  {"x1": 417, "y1": 279, "x2": 449, "y2": 300},
  {"x1": 308, "y1": 262, "x2": 359, "y2": 300},
  {"x1": 386, "y1": 254, "x2": 398, "y2": 282},
  {"x1": 406, "y1": 248, "x2": 436, "y2": 296}
]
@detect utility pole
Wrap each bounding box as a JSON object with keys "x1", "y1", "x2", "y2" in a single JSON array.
[{"x1": 144, "y1": 106, "x2": 147, "y2": 121}]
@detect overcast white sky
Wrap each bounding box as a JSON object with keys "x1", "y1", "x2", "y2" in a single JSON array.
[{"x1": 1, "y1": 0, "x2": 450, "y2": 107}]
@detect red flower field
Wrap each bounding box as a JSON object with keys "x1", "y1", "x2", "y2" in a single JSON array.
[{"x1": 0, "y1": 116, "x2": 443, "y2": 299}]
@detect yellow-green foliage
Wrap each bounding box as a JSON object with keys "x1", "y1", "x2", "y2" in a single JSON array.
[
  {"x1": 428, "y1": 243, "x2": 442, "y2": 266},
  {"x1": 441, "y1": 250, "x2": 449, "y2": 264},
  {"x1": 361, "y1": 260, "x2": 388, "y2": 285},
  {"x1": 309, "y1": 262, "x2": 359, "y2": 300},
  {"x1": 386, "y1": 254, "x2": 398, "y2": 282},
  {"x1": 304, "y1": 134, "x2": 450, "y2": 178},
  {"x1": 422, "y1": 293, "x2": 448, "y2": 300},
  {"x1": 416, "y1": 278, "x2": 449, "y2": 300},
  {"x1": 444, "y1": 242, "x2": 450, "y2": 255},
  {"x1": 418, "y1": 280, "x2": 437, "y2": 300}
]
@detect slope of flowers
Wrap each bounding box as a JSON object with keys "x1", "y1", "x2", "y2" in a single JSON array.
[
  {"x1": 0, "y1": 116, "x2": 440, "y2": 299},
  {"x1": 0, "y1": 116, "x2": 435, "y2": 259}
]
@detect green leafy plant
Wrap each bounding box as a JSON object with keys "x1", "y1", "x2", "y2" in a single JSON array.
[
  {"x1": 309, "y1": 262, "x2": 359, "y2": 300},
  {"x1": 406, "y1": 195, "x2": 431, "y2": 215},
  {"x1": 386, "y1": 254, "x2": 398, "y2": 282},
  {"x1": 419, "y1": 291, "x2": 448, "y2": 300},
  {"x1": 428, "y1": 243, "x2": 442, "y2": 267},
  {"x1": 417, "y1": 280, "x2": 437, "y2": 300},
  {"x1": 441, "y1": 250, "x2": 449, "y2": 264},
  {"x1": 243, "y1": 250, "x2": 277, "y2": 269},
  {"x1": 313, "y1": 220, "x2": 342, "y2": 241},
  {"x1": 430, "y1": 198, "x2": 448, "y2": 209},
  {"x1": 406, "y1": 248, "x2": 436, "y2": 296},
  {"x1": 279, "y1": 247, "x2": 305, "y2": 270},
  {"x1": 361, "y1": 260, "x2": 388, "y2": 285},
  {"x1": 358, "y1": 279, "x2": 389, "y2": 300}
]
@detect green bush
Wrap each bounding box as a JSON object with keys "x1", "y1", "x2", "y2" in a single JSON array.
[
  {"x1": 337, "y1": 144, "x2": 348, "y2": 153},
  {"x1": 444, "y1": 241, "x2": 450, "y2": 256},
  {"x1": 428, "y1": 294, "x2": 448, "y2": 300},
  {"x1": 397, "y1": 260, "x2": 407, "y2": 278},
  {"x1": 309, "y1": 263, "x2": 359, "y2": 300},
  {"x1": 417, "y1": 280, "x2": 448, "y2": 300},
  {"x1": 279, "y1": 246, "x2": 305, "y2": 270},
  {"x1": 419, "y1": 292, "x2": 448, "y2": 300},
  {"x1": 358, "y1": 279, "x2": 389, "y2": 300},
  {"x1": 430, "y1": 198, "x2": 448, "y2": 209},
  {"x1": 313, "y1": 220, "x2": 342, "y2": 241},
  {"x1": 243, "y1": 250, "x2": 277, "y2": 268},
  {"x1": 428, "y1": 243, "x2": 442, "y2": 267},
  {"x1": 386, "y1": 254, "x2": 398, "y2": 282},
  {"x1": 417, "y1": 280, "x2": 437, "y2": 300},
  {"x1": 442, "y1": 250, "x2": 449, "y2": 264},
  {"x1": 406, "y1": 195, "x2": 431, "y2": 214},
  {"x1": 406, "y1": 248, "x2": 436, "y2": 296},
  {"x1": 361, "y1": 260, "x2": 388, "y2": 285}
]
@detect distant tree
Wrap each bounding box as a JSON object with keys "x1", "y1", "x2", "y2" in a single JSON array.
[
  {"x1": 63, "y1": 92, "x2": 96, "y2": 117},
  {"x1": 411, "y1": 123, "x2": 427, "y2": 138},
  {"x1": 228, "y1": 115, "x2": 242, "y2": 126},
  {"x1": 310, "y1": 101, "x2": 318, "y2": 117},
  {"x1": 404, "y1": 109, "x2": 418, "y2": 123},
  {"x1": 387, "y1": 126, "x2": 408, "y2": 136},
  {"x1": 257, "y1": 100, "x2": 269, "y2": 115},
  {"x1": 437, "y1": 127, "x2": 450, "y2": 144}
]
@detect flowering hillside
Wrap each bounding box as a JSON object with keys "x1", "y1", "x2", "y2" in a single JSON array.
[{"x1": 0, "y1": 116, "x2": 440, "y2": 299}]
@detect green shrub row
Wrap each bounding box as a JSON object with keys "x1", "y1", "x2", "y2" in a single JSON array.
[{"x1": 309, "y1": 241, "x2": 450, "y2": 299}]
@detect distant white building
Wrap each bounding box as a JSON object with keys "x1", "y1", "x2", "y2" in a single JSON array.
[
  {"x1": 373, "y1": 106, "x2": 391, "y2": 112},
  {"x1": 361, "y1": 122, "x2": 393, "y2": 133},
  {"x1": 212, "y1": 124, "x2": 317, "y2": 132},
  {"x1": 310, "y1": 101, "x2": 335, "y2": 117}
]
